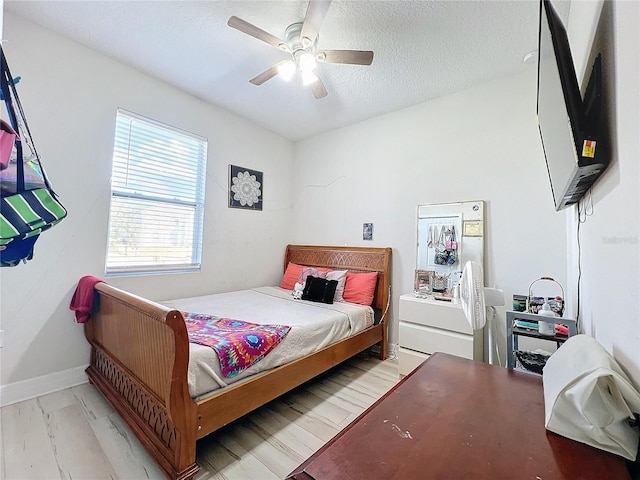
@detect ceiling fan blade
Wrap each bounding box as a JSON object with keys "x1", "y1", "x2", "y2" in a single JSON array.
[
  {"x1": 249, "y1": 61, "x2": 289, "y2": 85},
  {"x1": 317, "y1": 50, "x2": 374, "y2": 65},
  {"x1": 228, "y1": 16, "x2": 289, "y2": 51},
  {"x1": 309, "y1": 71, "x2": 328, "y2": 99},
  {"x1": 300, "y1": 0, "x2": 332, "y2": 47}
]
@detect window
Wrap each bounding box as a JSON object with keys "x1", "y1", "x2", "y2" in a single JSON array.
[{"x1": 106, "y1": 109, "x2": 207, "y2": 275}]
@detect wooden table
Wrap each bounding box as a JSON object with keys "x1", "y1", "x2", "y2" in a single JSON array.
[{"x1": 286, "y1": 352, "x2": 630, "y2": 480}]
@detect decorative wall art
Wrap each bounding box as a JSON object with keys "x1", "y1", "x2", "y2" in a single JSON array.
[{"x1": 229, "y1": 165, "x2": 263, "y2": 211}]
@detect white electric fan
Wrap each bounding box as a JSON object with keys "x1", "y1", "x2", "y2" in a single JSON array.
[{"x1": 460, "y1": 261, "x2": 505, "y2": 365}]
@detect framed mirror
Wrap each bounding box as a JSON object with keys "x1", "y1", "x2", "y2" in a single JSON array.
[{"x1": 415, "y1": 200, "x2": 484, "y2": 296}]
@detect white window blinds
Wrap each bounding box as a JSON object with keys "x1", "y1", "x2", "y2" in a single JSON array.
[{"x1": 105, "y1": 109, "x2": 207, "y2": 275}]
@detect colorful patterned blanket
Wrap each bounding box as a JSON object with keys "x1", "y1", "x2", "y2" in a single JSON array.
[{"x1": 183, "y1": 312, "x2": 291, "y2": 378}]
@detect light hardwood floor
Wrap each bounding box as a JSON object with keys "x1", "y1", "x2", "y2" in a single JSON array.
[{"x1": 1, "y1": 354, "x2": 399, "y2": 480}]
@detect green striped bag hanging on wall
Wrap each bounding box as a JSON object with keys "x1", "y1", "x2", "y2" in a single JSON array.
[{"x1": 0, "y1": 46, "x2": 67, "y2": 267}]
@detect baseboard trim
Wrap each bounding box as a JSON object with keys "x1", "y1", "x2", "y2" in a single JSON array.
[{"x1": 0, "y1": 365, "x2": 89, "y2": 407}]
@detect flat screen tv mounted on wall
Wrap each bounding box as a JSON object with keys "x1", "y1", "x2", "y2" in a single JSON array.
[{"x1": 536, "y1": 0, "x2": 607, "y2": 211}]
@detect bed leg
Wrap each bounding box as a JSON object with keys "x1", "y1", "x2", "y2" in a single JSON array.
[{"x1": 378, "y1": 341, "x2": 387, "y2": 360}]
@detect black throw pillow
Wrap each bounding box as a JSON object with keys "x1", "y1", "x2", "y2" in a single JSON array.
[{"x1": 301, "y1": 275, "x2": 338, "y2": 304}]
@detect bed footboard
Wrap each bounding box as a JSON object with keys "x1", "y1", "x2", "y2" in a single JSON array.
[{"x1": 85, "y1": 283, "x2": 199, "y2": 480}]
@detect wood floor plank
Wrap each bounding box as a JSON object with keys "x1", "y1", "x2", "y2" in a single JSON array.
[
  {"x1": 284, "y1": 389, "x2": 352, "y2": 426},
  {"x1": 192, "y1": 465, "x2": 227, "y2": 480},
  {"x1": 268, "y1": 398, "x2": 341, "y2": 443},
  {"x1": 226, "y1": 419, "x2": 304, "y2": 478},
  {"x1": 1, "y1": 399, "x2": 61, "y2": 479},
  {"x1": 318, "y1": 374, "x2": 384, "y2": 406},
  {"x1": 306, "y1": 379, "x2": 374, "y2": 413},
  {"x1": 337, "y1": 412, "x2": 361, "y2": 430},
  {"x1": 71, "y1": 382, "x2": 115, "y2": 421},
  {"x1": 336, "y1": 364, "x2": 399, "y2": 393},
  {"x1": 198, "y1": 431, "x2": 280, "y2": 480},
  {"x1": 45, "y1": 404, "x2": 117, "y2": 479},
  {"x1": 319, "y1": 373, "x2": 395, "y2": 409},
  {"x1": 249, "y1": 406, "x2": 326, "y2": 457},
  {"x1": 36, "y1": 387, "x2": 77, "y2": 414},
  {"x1": 90, "y1": 412, "x2": 165, "y2": 479},
  {"x1": 349, "y1": 356, "x2": 400, "y2": 380},
  {"x1": 197, "y1": 436, "x2": 238, "y2": 478}
]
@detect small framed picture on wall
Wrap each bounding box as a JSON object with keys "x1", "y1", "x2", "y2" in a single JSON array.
[{"x1": 363, "y1": 223, "x2": 373, "y2": 241}]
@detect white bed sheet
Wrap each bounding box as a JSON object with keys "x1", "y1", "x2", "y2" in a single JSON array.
[{"x1": 162, "y1": 286, "x2": 374, "y2": 399}]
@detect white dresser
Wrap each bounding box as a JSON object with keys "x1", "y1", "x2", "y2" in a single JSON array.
[{"x1": 398, "y1": 293, "x2": 484, "y2": 376}]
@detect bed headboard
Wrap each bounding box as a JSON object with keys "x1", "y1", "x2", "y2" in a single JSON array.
[{"x1": 284, "y1": 244, "x2": 392, "y2": 311}]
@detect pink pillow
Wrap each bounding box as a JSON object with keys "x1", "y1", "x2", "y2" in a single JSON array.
[
  {"x1": 343, "y1": 271, "x2": 378, "y2": 305},
  {"x1": 280, "y1": 262, "x2": 305, "y2": 290}
]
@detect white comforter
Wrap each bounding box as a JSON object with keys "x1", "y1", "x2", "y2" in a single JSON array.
[{"x1": 162, "y1": 286, "x2": 374, "y2": 399}]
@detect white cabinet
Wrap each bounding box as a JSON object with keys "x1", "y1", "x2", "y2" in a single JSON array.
[{"x1": 398, "y1": 294, "x2": 483, "y2": 376}]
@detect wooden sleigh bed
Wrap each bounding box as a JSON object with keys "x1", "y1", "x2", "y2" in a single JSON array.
[{"x1": 84, "y1": 244, "x2": 392, "y2": 480}]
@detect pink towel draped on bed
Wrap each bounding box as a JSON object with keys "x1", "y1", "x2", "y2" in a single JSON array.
[
  {"x1": 69, "y1": 275, "x2": 104, "y2": 323},
  {"x1": 182, "y1": 312, "x2": 291, "y2": 378}
]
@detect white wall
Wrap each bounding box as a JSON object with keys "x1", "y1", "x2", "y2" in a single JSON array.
[
  {"x1": 0, "y1": 13, "x2": 294, "y2": 394},
  {"x1": 565, "y1": 0, "x2": 640, "y2": 386},
  {"x1": 291, "y1": 70, "x2": 568, "y2": 360},
  {"x1": 3, "y1": 0, "x2": 638, "y2": 402}
]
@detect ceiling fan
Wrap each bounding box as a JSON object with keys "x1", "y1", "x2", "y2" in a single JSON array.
[{"x1": 227, "y1": 0, "x2": 374, "y2": 99}]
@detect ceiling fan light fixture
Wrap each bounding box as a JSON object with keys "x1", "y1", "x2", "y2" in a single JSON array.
[
  {"x1": 228, "y1": 0, "x2": 374, "y2": 99},
  {"x1": 299, "y1": 52, "x2": 317, "y2": 72},
  {"x1": 277, "y1": 60, "x2": 296, "y2": 81},
  {"x1": 301, "y1": 69, "x2": 318, "y2": 86}
]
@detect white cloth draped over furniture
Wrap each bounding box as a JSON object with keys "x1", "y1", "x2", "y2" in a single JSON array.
[{"x1": 543, "y1": 334, "x2": 640, "y2": 460}]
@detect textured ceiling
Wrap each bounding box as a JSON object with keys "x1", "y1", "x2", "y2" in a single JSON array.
[{"x1": 5, "y1": 1, "x2": 571, "y2": 142}]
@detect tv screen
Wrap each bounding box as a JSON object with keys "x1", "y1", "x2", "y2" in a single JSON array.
[{"x1": 536, "y1": 0, "x2": 606, "y2": 211}]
